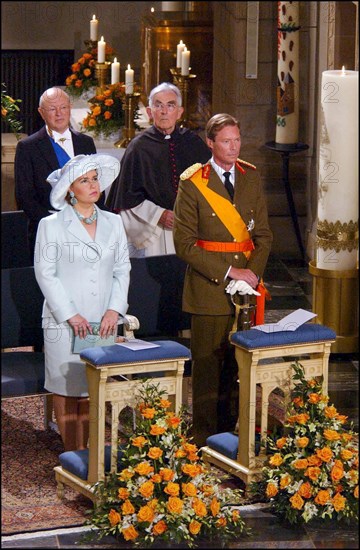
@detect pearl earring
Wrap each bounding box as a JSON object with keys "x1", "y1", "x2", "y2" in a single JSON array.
[{"x1": 69, "y1": 190, "x2": 78, "y2": 205}]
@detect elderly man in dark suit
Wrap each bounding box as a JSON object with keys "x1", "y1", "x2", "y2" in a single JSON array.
[
  {"x1": 14, "y1": 87, "x2": 102, "y2": 257},
  {"x1": 173, "y1": 113, "x2": 273, "y2": 447}
]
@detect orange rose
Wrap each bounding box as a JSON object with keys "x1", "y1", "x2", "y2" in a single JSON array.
[
  {"x1": 298, "y1": 481, "x2": 312, "y2": 499},
  {"x1": 150, "y1": 424, "x2": 166, "y2": 436},
  {"x1": 147, "y1": 447, "x2": 163, "y2": 460},
  {"x1": 293, "y1": 458, "x2": 309, "y2": 470},
  {"x1": 182, "y1": 463, "x2": 200, "y2": 477},
  {"x1": 88, "y1": 117, "x2": 96, "y2": 126},
  {"x1": 289, "y1": 493, "x2": 304, "y2": 510},
  {"x1": 122, "y1": 525, "x2": 139, "y2": 541},
  {"x1": 323, "y1": 429, "x2": 340, "y2": 441},
  {"x1": 266, "y1": 482, "x2": 278, "y2": 498},
  {"x1": 132, "y1": 435, "x2": 148, "y2": 448},
  {"x1": 119, "y1": 468, "x2": 134, "y2": 481},
  {"x1": 295, "y1": 413, "x2": 310, "y2": 424},
  {"x1": 296, "y1": 437, "x2": 310, "y2": 448},
  {"x1": 280, "y1": 474, "x2": 292, "y2": 489},
  {"x1": 189, "y1": 519, "x2": 201, "y2": 535},
  {"x1": 160, "y1": 468, "x2": 174, "y2": 481},
  {"x1": 160, "y1": 398, "x2": 171, "y2": 408},
  {"x1": 75, "y1": 79, "x2": 83, "y2": 88},
  {"x1": 216, "y1": 516, "x2": 227, "y2": 528},
  {"x1": 149, "y1": 498, "x2": 158, "y2": 510},
  {"x1": 337, "y1": 414, "x2": 348, "y2": 424},
  {"x1": 153, "y1": 520, "x2": 167, "y2": 536},
  {"x1": 331, "y1": 463, "x2": 344, "y2": 482},
  {"x1": 354, "y1": 486, "x2": 359, "y2": 498},
  {"x1": 164, "y1": 482, "x2": 180, "y2": 497},
  {"x1": 316, "y1": 447, "x2": 333, "y2": 462},
  {"x1": 210, "y1": 497, "x2": 220, "y2": 516},
  {"x1": 332, "y1": 492, "x2": 346, "y2": 512},
  {"x1": 276, "y1": 437, "x2": 288, "y2": 449},
  {"x1": 103, "y1": 89, "x2": 112, "y2": 97},
  {"x1": 92, "y1": 105, "x2": 101, "y2": 116},
  {"x1": 314, "y1": 489, "x2": 331, "y2": 505},
  {"x1": 183, "y1": 443, "x2": 198, "y2": 454},
  {"x1": 83, "y1": 68, "x2": 91, "y2": 77},
  {"x1": 121, "y1": 499, "x2": 135, "y2": 515},
  {"x1": 108, "y1": 508, "x2": 121, "y2": 526},
  {"x1": 118, "y1": 487, "x2": 129, "y2": 500},
  {"x1": 166, "y1": 496, "x2": 183, "y2": 514},
  {"x1": 134, "y1": 462, "x2": 154, "y2": 476},
  {"x1": 192, "y1": 498, "x2": 207, "y2": 517},
  {"x1": 137, "y1": 504, "x2": 155, "y2": 523},
  {"x1": 166, "y1": 415, "x2": 181, "y2": 429},
  {"x1": 151, "y1": 474, "x2": 162, "y2": 483},
  {"x1": 324, "y1": 405, "x2": 338, "y2": 419},
  {"x1": 72, "y1": 62, "x2": 80, "y2": 72},
  {"x1": 141, "y1": 407, "x2": 156, "y2": 419},
  {"x1": 292, "y1": 396, "x2": 304, "y2": 407},
  {"x1": 175, "y1": 449, "x2": 187, "y2": 458},
  {"x1": 308, "y1": 392, "x2": 321, "y2": 403},
  {"x1": 139, "y1": 480, "x2": 154, "y2": 499},
  {"x1": 305, "y1": 466, "x2": 321, "y2": 481},
  {"x1": 83, "y1": 53, "x2": 92, "y2": 59},
  {"x1": 104, "y1": 98, "x2": 114, "y2": 106},
  {"x1": 201, "y1": 484, "x2": 214, "y2": 496},
  {"x1": 307, "y1": 378, "x2": 317, "y2": 387},
  {"x1": 269, "y1": 453, "x2": 283, "y2": 467},
  {"x1": 182, "y1": 482, "x2": 197, "y2": 497},
  {"x1": 307, "y1": 454, "x2": 322, "y2": 466}
]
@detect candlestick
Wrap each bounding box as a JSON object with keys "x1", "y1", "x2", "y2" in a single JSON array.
[
  {"x1": 316, "y1": 68, "x2": 359, "y2": 270},
  {"x1": 276, "y1": 1, "x2": 300, "y2": 144},
  {"x1": 90, "y1": 14, "x2": 98, "y2": 42},
  {"x1": 125, "y1": 64, "x2": 134, "y2": 94},
  {"x1": 176, "y1": 40, "x2": 185, "y2": 68},
  {"x1": 170, "y1": 68, "x2": 196, "y2": 128},
  {"x1": 181, "y1": 47, "x2": 190, "y2": 76},
  {"x1": 115, "y1": 91, "x2": 140, "y2": 148},
  {"x1": 95, "y1": 62, "x2": 111, "y2": 95},
  {"x1": 97, "y1": 36, "x2": 106, "y2": 63},
  {"x1": 111, "y1": 57, "x2": 120, "y2": 85}
]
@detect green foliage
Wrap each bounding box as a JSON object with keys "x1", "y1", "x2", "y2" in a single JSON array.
[{"x1": 1, "y1": 83, "x2": 23, "y2": 139}]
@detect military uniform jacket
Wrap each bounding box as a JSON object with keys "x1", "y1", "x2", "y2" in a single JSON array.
[{"x1": 173, "y1": 161, "x2": 273, "y2": 315}]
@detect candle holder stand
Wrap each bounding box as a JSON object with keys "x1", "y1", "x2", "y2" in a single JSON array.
[
  {"x1": 84, "y1": 40, "x2": 97, "y2": 52},
  {"x1": 170, "y1": 68, "x2": 196, "y2": 128},
  {"x1": 264, "y1": 141, "x2": 309, "y2": 259},
  {"x1": 95, "y1": 62, "x2": 111, "y2": 95},
  {"x1": 115, "y1": 91, "x2": 141, "y2": 148}
]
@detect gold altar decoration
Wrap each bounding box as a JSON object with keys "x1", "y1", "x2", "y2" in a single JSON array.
[
  {"x1": 170, "y1": 67, "x2": 196, "y2": 127},
  {"x1": 316, "y1": 219, "x2": 358, "y2": 253},
  {"x1": 309, "y1": 260, "x2": 358, "y2": 353},
  {"x1": 95, "y1": 62, "x2": 111, "y2": 95},
  {"x1": 114, "y1": 91, "x2": 141, "y2": 148}
]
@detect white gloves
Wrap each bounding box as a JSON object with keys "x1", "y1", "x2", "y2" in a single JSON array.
[{"x1": 225, "y1": 279, "x2": 261, "y2": 296}]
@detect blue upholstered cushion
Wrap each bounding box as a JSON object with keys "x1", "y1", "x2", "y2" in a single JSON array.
[
  {"x1": 231, "y1": 323, "x2": 336, "y2": 350},
  {"x1": 1, "y1": 352, "x2": 46, "y2": 397},
  {"x1": 80, "y1": 340, "x2": 191, "y2": 366},
  {"x1": 59, "y1": 445, "x2": 125, "y2": 481},
  {"x1": 206, "y1": 432, "x2": 239, "y2": 460}
]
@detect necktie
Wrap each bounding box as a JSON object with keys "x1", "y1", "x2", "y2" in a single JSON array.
[{"x1": 223, "y1": 172, "x2": 234, "y2": 201}]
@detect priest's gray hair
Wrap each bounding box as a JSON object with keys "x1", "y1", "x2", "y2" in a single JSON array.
[{"x1": 148, "y1": 82, "x2": 182, "y2": 107}]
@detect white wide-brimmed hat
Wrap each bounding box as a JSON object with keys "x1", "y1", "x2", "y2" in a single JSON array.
[{"x1": 47, "y1": 154, "x2": 120, "y2": 210}]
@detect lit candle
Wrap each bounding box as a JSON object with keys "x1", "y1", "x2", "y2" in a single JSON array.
[
  {"x1": 176, "y1": 40, "x2": 185, "y2": 68},
  {"x1": 111, "y1": 57, "x2": 120, "y2": 85},
  {"x1": 316, "y1": 68, "x2": 359, "y2": 270},
  {"x1": 97, "y1": 36, "x2": 106, "y2": 63},
  {"x1": 90, "y1": 14, "x2": 98, "y2": 42},
  {"x1": 125, "y1": 64, "x2": 134, "y2": 94},
  {"x1": 275, "y1": 1, "x2": 300, "y2": 144},
  {"x1": 181, "y1": 47, "x2": 190, "y2": 76}
]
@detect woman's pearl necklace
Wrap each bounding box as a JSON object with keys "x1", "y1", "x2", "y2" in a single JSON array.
[{"x1": 72, "y1": 205, "x2": 97, "y2": 225}]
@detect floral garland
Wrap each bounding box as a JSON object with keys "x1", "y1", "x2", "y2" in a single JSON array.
[
  {"x1": 251, "y1": 361, "x2": 359, "y2": 525},
  {"x1": 85, "y1": 381, "x2": 250, "y2": 547},
  {"x1": 1, "y1": 83, "x2": 23, "y2": 139}
]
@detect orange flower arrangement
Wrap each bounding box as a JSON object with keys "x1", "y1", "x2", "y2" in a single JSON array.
[
  {"x1": 81, "y1": 84, "x2": 125, "y2": 138},
  {"x1": 251, "y1": 362, "x2": 358, "y2": 525},
  {"x1": 65, "y1": 44, "x2": 115, "y2": 98},
  {"x1": 86, "y1": 381, "x2": 250, "y2": 547}
]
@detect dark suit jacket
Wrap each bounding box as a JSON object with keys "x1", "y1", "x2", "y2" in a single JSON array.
[
  {"x1": 14, "y1": 127, "x2": 97, "y2": 250},
  {"x1": 173, "y1": 162, "x2": 273, "y2": 315}
]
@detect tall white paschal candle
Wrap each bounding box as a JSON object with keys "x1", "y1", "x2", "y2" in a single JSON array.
[
  {"x1": 97, "y1": 36, "x2": 106, "y2": 63},
  {"x1": 90, "y1": 15, "x2": 98, "y2": 41},
  {"x1": 125, "y1": 64, "x2": 134, "y2": 94},
  {"x1": 181, "y1": 47, "x2": 190, "y2": 76},
  {"x1": 111, "y1": 58, "x2": 120, "y2": 84},
  {"x1": 316, "y1": 69, "x2": 359, "y2": 270},
  {"x1": 276, "y1": 1, "x2": 300, "y2": 144},
  {"x1": 176, "y1": 40, "x2": 185, "y2": 68}
]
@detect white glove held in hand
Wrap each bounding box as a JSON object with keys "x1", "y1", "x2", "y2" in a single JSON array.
[{"x1": 225, "y1": 279, "x2": 261, "y2": 296}]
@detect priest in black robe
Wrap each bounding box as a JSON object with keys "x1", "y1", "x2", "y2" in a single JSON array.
[{"x1": 106, "y1": 82, "x2": 211, "y2": 256}]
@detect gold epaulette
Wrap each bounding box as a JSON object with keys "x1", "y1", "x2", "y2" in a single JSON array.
[
  {"x1": 237, "y1": 158, "x2": 256, "y2": 170},
  {"x1": 180, "y1": 163, "x2": 203, "y2": 181}
]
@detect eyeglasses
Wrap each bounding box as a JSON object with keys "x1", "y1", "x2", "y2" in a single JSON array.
[
  {"x1": 41, "y1": 105, "x2": 70, "y2": 114},
  {"x1": 152, "y1": 102, "x2": 178, "y2": 112}
]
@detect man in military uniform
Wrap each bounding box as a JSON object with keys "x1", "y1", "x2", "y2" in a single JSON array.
[{"x1": 173, "y1": 113, "x2": 273, "y2": 447}]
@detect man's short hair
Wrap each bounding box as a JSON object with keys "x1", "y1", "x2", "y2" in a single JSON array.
[
  {"x1": 148, "y1": 82, "x2": 182, "y2": 107},
  {"x1": 205, "y1": 113, "x2": 240, "y2": 141}
]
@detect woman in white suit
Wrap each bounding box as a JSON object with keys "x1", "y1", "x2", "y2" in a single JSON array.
[{"x1": 34, "y1": 154, "x2": 130, "y2": 451}]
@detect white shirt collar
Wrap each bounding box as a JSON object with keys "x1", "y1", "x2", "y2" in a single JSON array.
[
  {"x1": 46, "y1": 126, "x2": 72, "y2": 142},
  {"x1": 210, "y1": 157, "x2": 235, "y2": 181}
]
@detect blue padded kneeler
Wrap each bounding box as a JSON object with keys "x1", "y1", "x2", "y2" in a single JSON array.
[
  {"x1": 80, "y1": 340, "x2": 191, "y2": 365},
  {"x1": 231, "y1": 323, "x2": 336, "y2": 349}
]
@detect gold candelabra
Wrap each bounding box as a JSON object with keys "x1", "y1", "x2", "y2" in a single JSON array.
[
  {"x1": 115, "y1": 90, "x2": 141, "y2": 148},
  {"x1": 95, "y1": 61, "x2": 111, "y2": 95},
  {"x1": 170, "y1": 68, "x2": 197, "y2": 128}
]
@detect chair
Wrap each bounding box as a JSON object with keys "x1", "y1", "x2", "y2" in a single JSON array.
[
  {"x1": 1, "y1": 210, "x2": 32, "y2": 268},
  {"x1": 201, "y1": 323, "x2": 336, "y2": 485},
  {"x1": 1, "y1": 266, "x2": 53, "y2": 429},
  {"x1": 54, "y1": 340, "x2": 191, "y2": 502}
]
